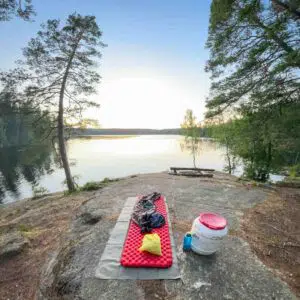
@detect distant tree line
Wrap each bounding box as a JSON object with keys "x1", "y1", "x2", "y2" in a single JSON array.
[
  {"x1": 73, "y1": 128, "x2": 183, "y2": 136},
  {"x1": 72, "y1": 126, "x2": 211, "y2": 137}
]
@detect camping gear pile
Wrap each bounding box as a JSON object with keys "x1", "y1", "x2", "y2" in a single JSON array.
[
  {"x1": 121, "y1": 193, "x2": 172, "y2": 266},
  {"x1": 132, "y1": 192, "x2": 165, "y2": 234},
  {"x1": 131, "y1": 192, "x2": 166, "y2": 256},
  {"x1": 97, "y1": 196, "x2": 180, "y2": 279}
]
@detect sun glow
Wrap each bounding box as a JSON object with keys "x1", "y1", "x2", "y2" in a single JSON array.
[{"x1": 90, "y1": 71, "x2": 207, "y2": 129}]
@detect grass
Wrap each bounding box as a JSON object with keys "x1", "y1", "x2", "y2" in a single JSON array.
[
  {"x1": 276, "y1": 177, "x2": 300, "y2": 188},
  {"x1": 285, "y1": 176, "x2": 300, "y2": 181},
  {"x1": 63, "y1": 189, "x2": 81, "y2": 196},
  {"x1": 79, "y1": 181, "x2": 104, "y2": 191},
  {"x1": 79, "y1": 177, "x2": 121, "y2": 192},
  {"x1": 18, "y1": 223, "x2": 43, "y2": 239},
  {"x1": 21, "y1": 228, "x2": 42, "y2": 239},
  {"x1": 63, "y1": 177, "x2": 122, "y2": 195},
  {"x1": 18, "y1": 224, "x2": 31, "y2": 232}
]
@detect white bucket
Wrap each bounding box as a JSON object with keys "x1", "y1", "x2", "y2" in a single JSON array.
[{"x1": 191, "y1": 212, "x2": 228, "y2": 255}]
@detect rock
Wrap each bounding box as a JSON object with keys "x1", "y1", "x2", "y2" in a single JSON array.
[
  {"x1": 78, "y1": 211, "x2": 102, "y2": 225},
  {"x1": 0, "y1": 231, "x2": 29, "y2": 261},
  {"x1": 37, "y1": 173, "x2": 297, "y2": 300}
]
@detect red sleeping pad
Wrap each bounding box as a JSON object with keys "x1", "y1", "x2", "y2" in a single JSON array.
[{"x1": 120, "y1": 196, "x2": 173, "y2": 268}]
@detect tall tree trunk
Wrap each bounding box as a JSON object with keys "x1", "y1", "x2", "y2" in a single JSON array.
[
  {"x1": 193, "y1": 151, "x2": 196, "y2": 168},
  {"x1": 266, "y1": 142, "x2": 272, "y2": 172},
  {"x1": 192, "y1": 139, "x2": 197, "y2": 168},
  {"x1": 225, "y1": 139, "x2": 232, "y2": 174},
  {"x1": 58, "y1": 84, "x2": 75, "y2": 192},
  {"x1": 57, "y1": 32, "x2": 83, "y2": 192}
]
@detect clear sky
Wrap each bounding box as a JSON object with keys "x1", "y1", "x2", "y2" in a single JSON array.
[{"x1": 0, "y1": 0, "x2": 211, "y2": 129}]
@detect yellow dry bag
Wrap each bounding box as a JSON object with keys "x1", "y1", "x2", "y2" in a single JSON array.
[{"x1": 139, "y1": 233, "x2": 162, "y2": 256}]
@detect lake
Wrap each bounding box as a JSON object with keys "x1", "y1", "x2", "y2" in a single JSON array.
[
  {"x1": 0, "y1": 135, "x2": 230, "y2": 203},
  {"x1": 0, "y1": 135, "x2": 283, "y2": 204}
]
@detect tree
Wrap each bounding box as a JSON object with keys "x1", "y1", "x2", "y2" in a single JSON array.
[
  {"x1": 208, "y1": 118, "x2": 239, "y2": 174},
  {"x1": 205, "y1": 0, "x2": 300, "y2": 118},
  {"x1": 0, "y1": 0, "x2": 35, "y2": 21},
  {"x1": 207, "y1": 102, "x2": 300, "y2": 180},
  {"x1": 0, "y1": 85, "x2": 55, "y2": 147},
  {"x1": 205, "y1": 0, "x2": 300, "y2": 180},
  {"x1": 180, "y1": 109, "x2": 201, "y2": 168},
  {"x1": 1, "y1": 13, "x2": 105, "y2": 191},
  {"x1": 0, "y1": 88, "x2": 55, "y2": 202},
  {"x1": 66, "y1": 118, "x2": 101, "y2": 129}
]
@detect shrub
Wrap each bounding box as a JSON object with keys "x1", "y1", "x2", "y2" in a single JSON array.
[
  {"x1": 80, "y1": 181, "x2": 104, "y2": 191},
  {"x1": 32, "y1": 186, "x2": 49, "y2": 198},
  {"x1": 80, "y1": 177, "x2": 120, "y2": 192},
  {"x1": 289, "y1": 164, "x2": 300, "y2": 178}
]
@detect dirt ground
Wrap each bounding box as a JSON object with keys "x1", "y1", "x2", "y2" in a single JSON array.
[
  {"x1": 0, "y1": 192, "x2": 96, "y2": 300},
  {"x1": 240, "y1": 187, "x2": 300, "y2": 297}
]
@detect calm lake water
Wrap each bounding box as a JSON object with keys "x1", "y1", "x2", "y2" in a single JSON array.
[
  {"x1": 1, "y1": 135, "x2": 283, "y2": 204},
  {"x1": 1, "y1": 135, "x2": 231, "y2": 204}
]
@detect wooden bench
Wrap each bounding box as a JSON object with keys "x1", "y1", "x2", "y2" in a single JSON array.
[
  {"x1": 169, "y1": 167, "x2": 215, "y2": 178},
  {"x1": 170, "y1": 167, "x2": 215, "y2": 173}
]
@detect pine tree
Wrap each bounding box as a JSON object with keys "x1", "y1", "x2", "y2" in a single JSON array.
[
  {"x1": 205, "y1": 0, "x2": 300, "y2": 117},
  {"x1": 1, "y1": 13, "x2": 105, "y2": 191},
  {"x1": 0, "y1": 0, "x2": 35, "y2": 21}
]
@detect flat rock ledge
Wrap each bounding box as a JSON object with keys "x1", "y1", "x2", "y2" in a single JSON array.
[{"x1": 33, "y1": 172, "x2": 297, "y2": 300}]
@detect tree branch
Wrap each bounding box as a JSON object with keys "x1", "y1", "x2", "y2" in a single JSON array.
[{"x1": 272, "y1": 0, "x2": 300, "y2": 20}]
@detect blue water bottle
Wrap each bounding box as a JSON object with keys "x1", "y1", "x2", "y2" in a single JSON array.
[{"x1": 183, "y1": 232, "x2": 192, "y2": 251}]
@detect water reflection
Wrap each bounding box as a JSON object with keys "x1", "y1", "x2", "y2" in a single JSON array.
[
  {"x1": 0, "y1": 135, "x2": 225, "y2": 203},
  {"x1": 179, "y1": 137, "x2": 219, "y2": 168},
  {"x1": 0, "y1": 144, "x2": 56, "y2": 203}
]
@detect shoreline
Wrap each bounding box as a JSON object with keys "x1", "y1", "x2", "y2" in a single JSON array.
[{"x1": 2, "y1": 170, "x2": 298, "y2": 207}]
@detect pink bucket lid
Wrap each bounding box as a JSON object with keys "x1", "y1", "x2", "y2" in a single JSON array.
[{"x1": 199, "y1": 212, "x2": 227, "y2": 230}]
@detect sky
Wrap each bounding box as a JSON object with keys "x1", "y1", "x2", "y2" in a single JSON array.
[{"x1": 0, "y1": 0, "x2": 211, "y2": 129}]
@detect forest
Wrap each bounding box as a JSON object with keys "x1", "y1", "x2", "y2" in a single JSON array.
[{"x1": 204, "y1": 0, "x2": 300, "y2": 181}]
